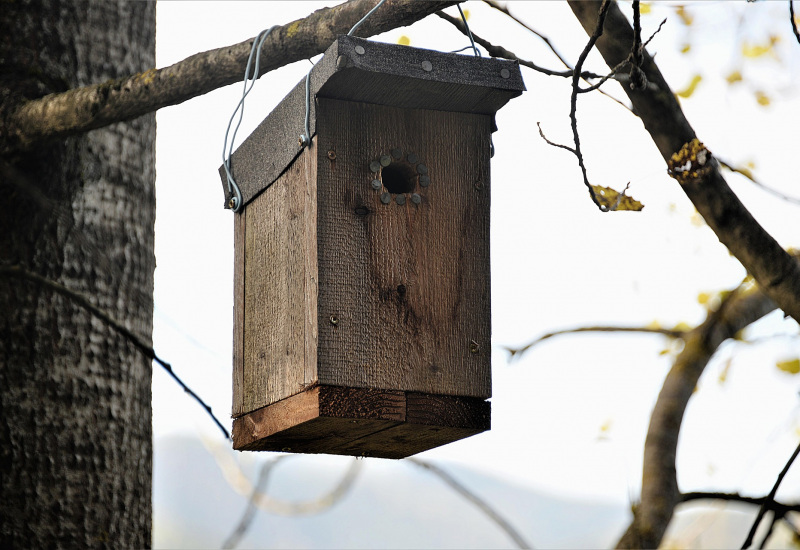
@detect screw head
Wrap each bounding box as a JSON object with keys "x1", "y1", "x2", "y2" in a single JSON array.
[
  {"x1": 299, "y1": 134, "x2": 310, "y2": 147},
  {"x1": 329, "y1": 314, "x2": 339, "y2": 326},
  {"x1": 227, "y1": 197, "x2": 237, "y2": 209},
  {"x1": 327, "y1": 150, "x2": 336, "y2": 160}
]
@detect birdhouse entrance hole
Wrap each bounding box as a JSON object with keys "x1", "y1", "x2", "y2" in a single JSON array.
[{"x1": 381, "y1": 162, "x2": 417, "y2": 195}]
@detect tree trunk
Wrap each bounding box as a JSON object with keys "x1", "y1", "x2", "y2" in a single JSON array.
[{"x1": 0, "y1": 1, "x2": 156, "y2": 547}]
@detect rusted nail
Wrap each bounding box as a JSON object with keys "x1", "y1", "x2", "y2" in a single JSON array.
[
  {"x1": 469, "y1": 340, "x2": 480, "y2": 354},
  {"x1": 327, "y1": 150, "x2": 336, "y2": 160}
]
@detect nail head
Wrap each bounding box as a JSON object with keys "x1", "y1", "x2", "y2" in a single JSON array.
[
  {"x1": 407, "y1": 153, "x2": 418, "y2": 164},
  {"x1": 355, "y1": 45, "x2": 365, "y2": 55},
  {"x1": 371, "y1": 179, "x2": 382, "y2": 190},
  {"x1": 370, "y1": 161, "x2": 381, "y2": 173},
  {"x1": 417, "y1": 164, "x2": 428, "y2": 175},
  {"x1": 411, "y1": 193, "x2": 421, "y2": 204},
  {"x1": 500, "y1": 68, "x2": 510, "y2": 79},
  {"x1": 395, "y1": 195, "x2": 406, "y2": 205},
  {"x1": 380, "y1": 155, "x2": 391, "y2": 167},
  {"x1": 381, "y1": 192, "x2": 391, "y2": 204},
  {"x1": 419, "y1": 175, "x2": 431, "y2": 187},
  {"x1": 391, "y1": 148, "x2": 402, "y2": 159},
  {"x1": 421, "y1": 60, "x2": 432, "y2": 72}
]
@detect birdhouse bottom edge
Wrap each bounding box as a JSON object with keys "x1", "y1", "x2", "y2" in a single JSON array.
[{"x1": 231, "y1": 385, "x2": 490, "y2": 459}]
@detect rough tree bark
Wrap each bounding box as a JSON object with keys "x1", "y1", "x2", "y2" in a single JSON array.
[{"x1": 0, "y1": 1, "x2": 155, "y2": 547}]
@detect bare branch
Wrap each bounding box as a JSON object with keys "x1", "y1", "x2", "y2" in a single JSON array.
[
  {"x1": 617, "y1": 283, "x2": 778, "y2": 549},
  {"x1": 718, "y1": 158, "x2": 800, "y2": 205},
  {"x1": 568, "y1": 0, "x2": 800, "y2": 325},
  {"x1": 742, "y1": 439, "x2": 800, "y2": 548},
  {"x1": 0, "y1": 264, "x2": 231, "y2": 441},
  {"x1": 408, "y1": 458, "x2": 532, "y2": 549},
  {"x1": 681, "y1": 492, "x2": 800, "y2": 514},
  {"x1": 506, "y1": 325, "x2": 685, "y2": 359},
  {"x1": 791, "y1": 1, "x2": 800, "y2": 45},
  {"x1": 0, "y1": 0, "x2": 458, "y2": 154}
]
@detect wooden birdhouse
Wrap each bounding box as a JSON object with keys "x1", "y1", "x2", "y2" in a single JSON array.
[{"x1": 219, "y1": 36, "x2": 524, "y2": 459}]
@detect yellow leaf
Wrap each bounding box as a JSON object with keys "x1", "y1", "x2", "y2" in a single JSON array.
[
  {"x1": 725, "y1": 70, "x2": 743, "y2": 85},
  {"x1": 755, "y1": 91, "x2": 771, "y2": 106},
  {"x1": 742, "y1": 41, "x2": 773, "y2": 58},
  {"x1": 675, "y1": 5, "x2": 693, "y2": 26},
  {"x1": 462, "y1": 9, "x2": 470, "y2": 21},
  {"x1": 718, "y1": 359, "x2": 732, "y2": 385},
  {"x1": 676, "y1": 74, "x2": 702, "y2": 98},
  {"x1": 640, "y1": 3, "x2": 652, "y2": 15},
  {"x1": 673, "y1": 321, "x2": 691, "y2": 332},
  {"x1": 590, "y1": 185, "x2": 645, "y2": 211},
  {"x1": 680, "y1": 43, "x2": 691, "y2": 54},
  {"x1": 776, "y1": 358, "x2": 800, "y2": 375},
  {"x1": 647, "y1": 320, "x2": 662, "y2": 330},
  {"x1": 697, "y1": 292, "x2": 711, "y2": 305},
  {"x1": 397, "y1": 35, "x2": 411, "y2": 46}
]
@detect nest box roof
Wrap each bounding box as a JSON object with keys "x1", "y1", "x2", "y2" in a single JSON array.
[{"x1": 220, "y1": 35, "x2": 525, "y2": 208}]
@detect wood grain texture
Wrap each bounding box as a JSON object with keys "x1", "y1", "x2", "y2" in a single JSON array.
[
  {"x1": 315, "y1": 98, "x2": 492, "y2": 398},
  {"x1": 232, "y1": 385, "x2": 489, "y2": 458},
  {"x1": 240, "y1": 142, "x2": 318, "y2": 415},
  {"x1": 232, "y1": 209, "x2": 246, "y2": 416}
]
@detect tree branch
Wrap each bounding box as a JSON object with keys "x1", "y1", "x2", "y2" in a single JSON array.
[
  {"x1": 742, "y1": 438, "x2": 800, "y2": 548},
  {"x1": 0, "y1": 0, "x2": 458, "y2": 155},
  {"x1": 568, "y1": 0, "x2": 800, "y2": 325},
  {"x1": 681, "y1": 492, "x2": 800, "y2": 515},
  {"x1": 408, "y1": 458, "x2": 532, "y2": 549},
  {"x1": 617, "y1": 283, "x2": 778, "y2": 549},
  {"x1": 506, "y1": 325, "x2": 685, "y2": 358}
]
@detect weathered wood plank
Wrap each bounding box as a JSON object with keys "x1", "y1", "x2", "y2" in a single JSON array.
[
  {"x1": 232, "y1": 209, "x2": 246, "y2": 417},
  {"x1": 315, "y1": 98, "x2": 492, "y2": 399},
  {"x1": 243, "y1": 145, "x2": 317, "y2": 413},
  {"x1": 232, "y1": 385, "x2": 489, "y2": 458}
]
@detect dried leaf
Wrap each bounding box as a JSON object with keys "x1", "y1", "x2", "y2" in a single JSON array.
[
  {"x1": 755, "y1": 90, "x2": 771, "y2": 106},
  {"x1": 680, "y1": 43, "x2": 691, "y2": 54},
  {"x1": 640, "y1": 3, "x2": 652, "y2": 15},
  {"x1": 676, "y1": 74, "x2": 702, "y2": 98},
  {"x1": 397, "y1": 35, "x2": 411, "y2": 46},
  {"x1": 462, "y1": 9, "x2": 470, "y2": 21},
  {"x1": 675, "y1": 5, "x2": 693, "y2": 26},
  {"x1": 742, "y1": 37, "x2": 779, "y2": 58},
  {"x1": 718, "y1": 359, "x2": 732, "y2": 385},
  {"x1": 725, "y1": 70, "x2": 743, "y2": 85},
  {"x1": 590, "y1": 185, "x2": 644, "y2": 211},
  {"x1": 776, "y1": 358, "x2": 800, "y2": 375}
]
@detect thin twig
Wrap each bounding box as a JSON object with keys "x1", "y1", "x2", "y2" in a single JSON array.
[
  {"x1": 791, "y1": 1, "x2": 800, "y2": 45},
  {"x1": 681, "y1": 492, "x2": 800, "y2": 514},
  {"x1": 0, "y1": 264, "x2": 231, "y2": 440},
  {"x1": 629, "y1": 1, "x2": 647, "y2": 90},
  {"x1": 570, "y1": 0, "x2": 614, "y2": 210},
  {"x1": 757, "y1": 511, "x2": 783, "y2": 550},
  {"x1": 536, "y1": 122, "x2": 575, "y2": 154},
  {"x1": 408, "y1": 458, "x2": 533, "y2": 549},
  {"x1": 718, "y1": 158, "x2": 800, "y2": 205},
  {"x1": 741, "y1": 439, "x2": 800, "y2": 548},
  {"x1": 506, "y1": 325, "x2": 685, "y2": 358}
]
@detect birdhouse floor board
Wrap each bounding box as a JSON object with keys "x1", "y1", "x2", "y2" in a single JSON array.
[{"x1": 232, "y1": 385, "x2": 490, "y2": 459}]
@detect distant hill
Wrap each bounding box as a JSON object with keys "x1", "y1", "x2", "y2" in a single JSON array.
[{"x1": 153, "y1": 435, "x2": 628, "y2": 549}]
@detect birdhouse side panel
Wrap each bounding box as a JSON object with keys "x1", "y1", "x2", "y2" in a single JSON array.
[
  {"x1": 234, "y1": 144, "x2": 319, "y2": 417},
  {"x1": 315, "y1": 98, "x2": 491, "y2": 399}
]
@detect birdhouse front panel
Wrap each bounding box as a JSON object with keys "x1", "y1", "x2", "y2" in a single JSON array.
[
  {"x1": 314, "y1": 98, "x2": 491, "y2": 398},
  {"x1": 221, "y1": 36, "x2": 524, "y2": 458}
]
